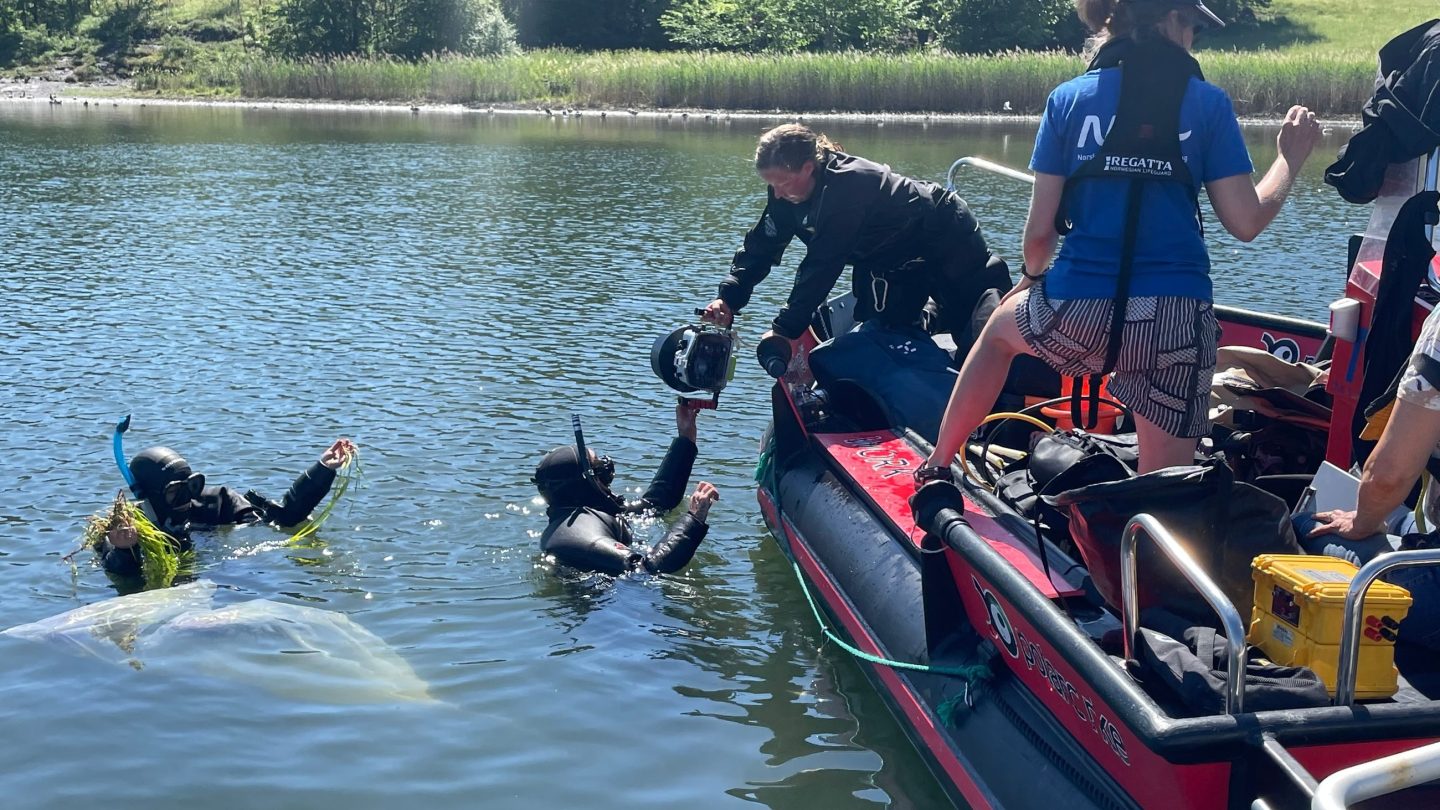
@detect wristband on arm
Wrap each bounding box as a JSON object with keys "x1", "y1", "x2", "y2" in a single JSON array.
[{"x1": 914, "y1": 465, "x2": 955, "y2": 484}]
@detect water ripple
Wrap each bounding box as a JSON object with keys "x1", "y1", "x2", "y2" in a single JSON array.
[{"x1": 0, "y1": 105, "x2": 1364, "y2": 810}]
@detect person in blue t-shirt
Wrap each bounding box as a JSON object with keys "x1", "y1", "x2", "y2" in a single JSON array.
[{"x1": 920, "y1": 0, "x2": 1321, "y2": 482}]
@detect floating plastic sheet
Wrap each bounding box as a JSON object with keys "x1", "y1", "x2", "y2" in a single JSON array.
[{"x1": 3, "y1": 581, "x2": 431, "y2": 704}]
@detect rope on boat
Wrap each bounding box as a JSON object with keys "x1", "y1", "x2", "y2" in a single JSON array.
[
  {"x1": 754, "y1": 444, "x2": 773, "y2": 483},
  {"x1": 790, "y1": 559, "x2": 993, "y2": 723}
]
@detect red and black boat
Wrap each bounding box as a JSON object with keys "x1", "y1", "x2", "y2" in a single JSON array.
[{"x1": 754, "y1": 155, "x2": 1440, "y2": 809}]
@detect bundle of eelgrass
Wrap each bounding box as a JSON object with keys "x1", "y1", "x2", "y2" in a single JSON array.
[
  {"x1": 77, "y1": 490, "x2": 192, "y2": 590},
  {"x1": 286, "y1": 449, "x2": 361, "y2": 546}
]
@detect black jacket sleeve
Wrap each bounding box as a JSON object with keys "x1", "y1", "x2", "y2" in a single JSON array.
[
  {"x1": 630, "y1": 437, "x2": 698, "y2": 514},
  {"x1": 772, "y1": 174, "x2": 877, "y2": 339},
  {"x1": 640, "y1": 513, "x2": 708, "y2": 574},
  {"x1": 249, "y1": 462, "x2": 338, "y2": 528},
  {"x1": 718, "y1": 195, "x2": 796, "y2": 314}
]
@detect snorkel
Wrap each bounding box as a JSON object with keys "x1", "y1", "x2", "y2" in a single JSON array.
[
  {"x1": 533, "y1": 417, "x2": 620, "y2": 513},
  {"x1": 112, "y1": 414, "x2": 136, "y2": 493},
  {"x1": 572, "y1": 414, "x2": 593, "y2": 482}
]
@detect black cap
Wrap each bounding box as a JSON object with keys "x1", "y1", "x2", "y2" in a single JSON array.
[{"x1": 1127, "y1": 0, "x2": 1225, "y2": 28}]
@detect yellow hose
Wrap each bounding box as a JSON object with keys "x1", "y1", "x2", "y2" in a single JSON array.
[
  {"x1": 956, "y1": 412, "x2": 1057, "y2": 492},
  {"x1": 1416, "y1": 470, "x2": 1431, "y2": 535}
]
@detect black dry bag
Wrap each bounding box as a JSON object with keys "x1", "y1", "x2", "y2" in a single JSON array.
[{"x1": 1043, "y1": 459, "x2": 1302, "y2": 627}]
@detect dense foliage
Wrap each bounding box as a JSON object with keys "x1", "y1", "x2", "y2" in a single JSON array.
[
  {"x1": 0, "y1": 0, "x2": 1271, "y2": 71},
  {"x1": 266, "y1": 0, "x2": 515, "y2": 57}
]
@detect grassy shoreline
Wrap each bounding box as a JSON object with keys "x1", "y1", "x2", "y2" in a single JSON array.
[{"x1": 131, "y1": 48, "x2": 1380, "y2": 118}]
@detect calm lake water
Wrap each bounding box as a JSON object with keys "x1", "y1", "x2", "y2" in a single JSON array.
[{"x1": 0, "y1": 104, "x2": 1366, "y2": 809}]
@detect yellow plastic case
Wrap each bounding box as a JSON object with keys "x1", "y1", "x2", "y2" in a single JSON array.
[{"x1": 1247, "y1": 554, "x2": 1412, "y2": 699}]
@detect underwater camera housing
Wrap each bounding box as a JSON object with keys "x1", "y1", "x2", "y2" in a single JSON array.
[{"x1": 651, "y1": 320, "x2": 736, "y2": 408}]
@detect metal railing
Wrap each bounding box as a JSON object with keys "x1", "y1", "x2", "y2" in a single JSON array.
[
  {"x1": 945, "y1": 156, "x2": 1034, "y2": 191},
  {"x1": 1121, "y1": 513, "x2": 1250, "y2": 714},
  {"x1": 1312, "y1": 740, "x2": 1440, "y2": 809},
  {"x1": 1333, "y1": 548, "x2": 1440, "y2": 705}
]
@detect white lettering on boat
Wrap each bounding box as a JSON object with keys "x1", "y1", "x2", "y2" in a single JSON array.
[
  {"x1": 840, "y1": 435, "x2": 914, "y2": 479},
  {"x1": 972, "y1": 575, "x2": 1131, "y2": 766}
]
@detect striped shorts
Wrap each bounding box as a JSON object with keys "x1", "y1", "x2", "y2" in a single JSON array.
[{"x1": 1015, "y1": 281, "x2": 1220, "y2": 439}]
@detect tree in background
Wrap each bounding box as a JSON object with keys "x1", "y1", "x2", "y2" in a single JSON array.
[
  {"x1": 660, "y1": 0, "x2": 919, "y2": 52},
  {"x1": 1204, "y1": 0, "x2": 1269, "y2": 25},
  {"x1": 265, "y1": 0, "x2": 367, "y2": 55},
  {"x1": 374, "y1": 0, "x2": 515, "y2": 57},
  {"x1": 660, "y1": 0, "x2": 1270, "y2": 53},
  {"x1": 0, "y1": 0, "x2": 1276, "y2": 68},
  {"x1": 265, "y1": 0, "x2": 513, "y2": 56},
  {"x1": 928, "y1": 0, "x2": 1083, "y2": 53},
  {"x1": 506, "y1": 0, "x2": 672, "y2": 50}
]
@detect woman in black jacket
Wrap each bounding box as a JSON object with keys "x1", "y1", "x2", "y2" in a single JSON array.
[{"x1": 702, "y1": 123, "x2": 1010, "y2": 356}]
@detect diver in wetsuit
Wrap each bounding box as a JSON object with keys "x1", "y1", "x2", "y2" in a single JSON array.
[
  {"x1": 534, "y1": 404, "x2": 719, "y2": 576},
  {"x1": 101, "y1": 438, "x2": 356, "y2": 578}
]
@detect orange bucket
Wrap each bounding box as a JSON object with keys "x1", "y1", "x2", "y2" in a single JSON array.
[{"x1": 1041, "y1": 376, "x2": 1122, "y2": 434}]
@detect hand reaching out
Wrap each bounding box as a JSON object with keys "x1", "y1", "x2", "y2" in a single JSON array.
[
  {"x1": 688, "y1": 481, "x2": 720, "y2": 522},
  {"x1": 320, "y1": 438, "x2": 357, "y2": 470},
  {"x1": 676, "y1": 400, "x2": 701, "y2": 442},
  {"x1": 1277, "y1": 105, "x2": 1321, "y2": 165},
  {"x1": 702, "y1": 298, "x2": 735, "y2": 328},
  {"x1": 107, "y1": 524, "x2": 138, "y2": 550}
]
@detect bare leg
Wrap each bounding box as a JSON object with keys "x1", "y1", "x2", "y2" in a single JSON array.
[
  {"x1": 926, "y1": 294, "x2": 1034, "y2": 467},
  {"x1": 1132, "y1": 411, "x2": 1199, "y2": 474}
]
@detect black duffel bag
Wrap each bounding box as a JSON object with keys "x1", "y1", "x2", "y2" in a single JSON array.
[
  {"x1": 991, "y1": 429, "x2": 1137, "y2": 526},
  {"x1": 1043, "y1": 458, "x2": 1302, "y2": 627},
  {"x1": 1027, "y1": 429, "x2": 1139, "y2": 491},
  {"x1": 1133, "y1": 609, "x2": 1330, "y2": 716}
]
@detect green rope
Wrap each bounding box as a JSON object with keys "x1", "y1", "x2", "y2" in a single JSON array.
[
  {"x1": 937, "y1": 692, "x2": 972, "y2": 727},
  {"x1": 791, "y1": 559, "x2": 992, "y2": 683},
  {"x1": 754, "y1": 443, "x2": 774, "y2": 483}
]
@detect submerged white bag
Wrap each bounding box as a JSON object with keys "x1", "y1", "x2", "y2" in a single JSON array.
[{"x1": 3, "y1": 581, "x2": 431, "y2": 704}]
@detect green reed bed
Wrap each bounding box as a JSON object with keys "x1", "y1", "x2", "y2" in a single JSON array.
[
  {"x1": 565, "y1": 51, "x2": 1081, "y2": 113},
  {"x1": 1203, "y1": 50, "x2": 1376, "y2": 117},
  {"x1": 142, "y1": 48, "x2": 1380, "y2": 117}
]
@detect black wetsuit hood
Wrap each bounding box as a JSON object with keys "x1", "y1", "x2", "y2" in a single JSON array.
[
  {"x1": 129, "y1": 446, "x2": 201, "y2": 531},
  {"x1": 534, "y1": 446, "x2": 623, "y2": 515}
]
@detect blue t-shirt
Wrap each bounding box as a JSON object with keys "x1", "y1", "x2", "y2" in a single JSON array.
[{"x1": 1029, "y1": 68, "x2": 1254, "y2": 301}]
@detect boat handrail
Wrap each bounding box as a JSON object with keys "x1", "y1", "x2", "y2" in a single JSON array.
[
  {"x1": 1310, "y1": 739, "x2": 1440, "y2": 809},
  {"x1": 1334, "y1": 548, "x2": 1440, "y2": 705},
  {"x1": 1121, "y1": 513, "x2": 1249, "y2": 715},
  {"x1": 945, "y1": 156, "x2": 1034, "y2": 191}
]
